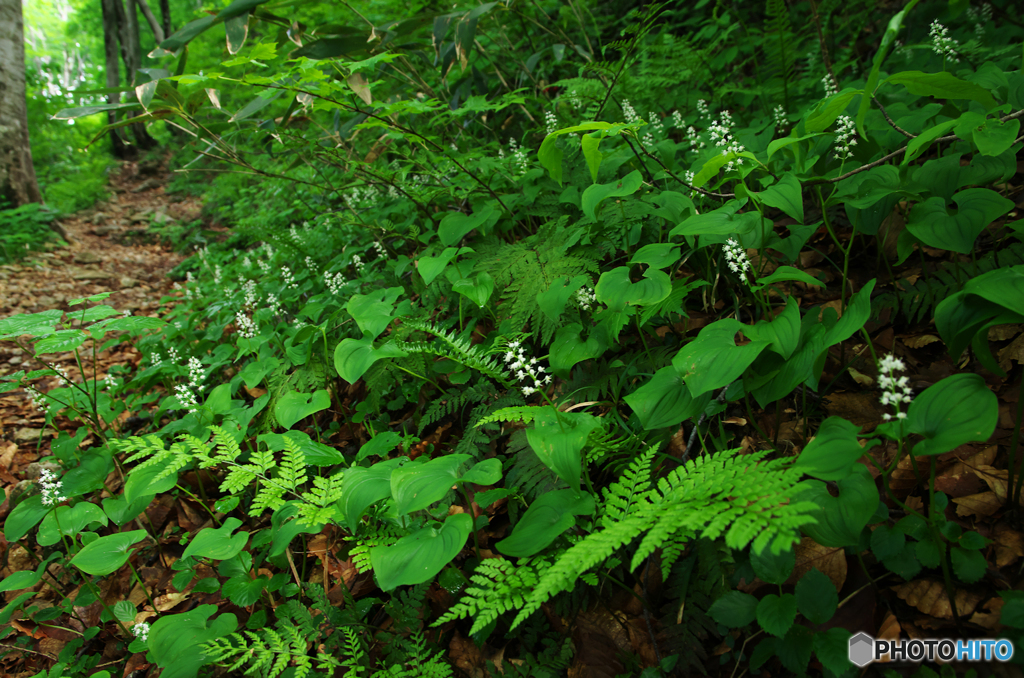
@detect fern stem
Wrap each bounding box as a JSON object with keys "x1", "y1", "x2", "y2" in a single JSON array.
[
  {"x1": 175, "y1": 483, "x2": 221, "y2": 527},
  {"x1": 127, "y1": 558, "x2": 159, "y2": 613},
  {"x1": 458, "y1": 485, "x2": 483, "y2": 562},
  {"x1": 392, "y1": 363, "x2": 444, "y2": 392}
]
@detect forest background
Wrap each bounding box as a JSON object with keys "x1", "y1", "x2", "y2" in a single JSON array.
[{"x1": 1, "y1": 0, "x2": 1024, "y2": 677}]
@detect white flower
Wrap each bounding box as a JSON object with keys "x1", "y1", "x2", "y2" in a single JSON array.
[
  {"x1": 575, "y1": 286, "x2": 597, "y2": 312},
  {"x1": 503, "y1": 340, "x2": 550, "y2": 398},
  {"x1": 696, "y1": 99, "x2": 709, "y2": 120},
  {"x1": 545, "y1": 110, "x2": 559, "y2": 135},
  {"x1": 671, "y1": 110, "x2": 684, "y2": 128},
  {"x1": 708, "y1": 112, "x2": 745, "y2": 171},
  {"x1": 621, "y1": 100, "x2": 640, "y2": 125},
  {"x1": 167, "y1": 346, "x2": 180, "y2": 364},
  {"x1": 878, "y1": 353, "x2": 913, "y2": 422},
  {"x1": 187, "y1": 356, "x2": 205, "y2": 389},
  {"x1": 930, "y1": 20, "x2": 960, "y2": 63},
  {"x1": 352, "y1": 255, "x2": 364, "y2": 275},
  {"x1": 39, "y1": 469, "x2": 67, "y2": 506},
  {"x1": 723, "y1": 238, "x2": 752, "y2": 281},
  {"x1": 833, "y1": 115, "x2": 857, "y2": 161},
  {"x1": 281, "y1": 266, "x2": 298, "y2": 290},
  {"x1": 773, "y1": 105, "x2": 787, "y2": 129},
  {"x1": 325, "y1": 271, "x2": 347, "y2": 295},
  {"x1": 133, "y1": 621, "x2": 150, "y2": 643},
  {"x1": 174, "y1": 384, "x2": 199, "y2": 414},
  {"x1": 822, "y1": 75, "x2": 838, "y2": 98},
  {"x1": 236, "y1": 311, "x2": 257, "y2": 339}
]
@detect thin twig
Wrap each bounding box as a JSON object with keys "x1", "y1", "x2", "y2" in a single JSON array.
[
  {"x1": 635, "y1": 144, "x2": 735, "y2": 200},
  {"x1": 682, "y1": 385, "x2": 731, "y2": 463},
  {"x1": 873, "y1": 97, "x2": 916, "y2": 138}
]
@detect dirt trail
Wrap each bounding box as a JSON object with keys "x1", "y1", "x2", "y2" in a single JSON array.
[{"x1": 0, "y1": 158, "x2": 196, "y2": 489}]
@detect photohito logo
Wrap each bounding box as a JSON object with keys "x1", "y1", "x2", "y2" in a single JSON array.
[{"x1": 848, "y1": 633, "x2": 1014, "y2": 667}]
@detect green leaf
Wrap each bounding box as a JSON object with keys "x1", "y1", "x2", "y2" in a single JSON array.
[
  {"x1": 274, "y1": 389, "x2": 331, "y2": 430},
  {"x1": 766, "y1": 132, "x2": 825, "y2": 161},
  {"x1": 124, "y1": 464, "x2": 178, "y2": 504},
  {"x1": 751, "y1": 545, "x2": 794, "y2": 585},
  {"x1": 537, "y1": 122, "x2": 616, "y2": 185},
  {"x1": 102, "y1": 494, "x2": 153, "y2": 526},
  {"x1": 855, "y1": 1, "x2": 920, "y2": 137},
  {"x1": 37, "y1": 502, "x2": 108, "y2": 547},
  {"x1": 391, "y1": 455, "x2": 470, "y2": 514},
  {"x1": 114, "y1": 600, "x2": 137, "y2": 623},
  {"x1": 805, "y1": 90, "x2": 861, "y2": 133},
  {"x1": 347, "y1": 288, "x2": 403, "y2": 339},
  {"x1": 222, "y1": 575, "x2": 268, "y2": 607},
  {"x1": 753, "y1": 266, "x2": 823, "y2": 290},
  {"x1": 439, "y1": 204, "x2": 496, "y2": 246},
  {"x1": 548, "y1": 323, "x2": 608, "y2": 377},
  {"x1": 670, "y1": 200, "x2": 758, "y2": 238},
  {"x1": 672, "y1": 320, "x2": 768, "y2": 397},
  {"x1": 795, "y1": 568, "x2": 838, "y2": 624},
  {"x1": 419, "y1": 247, "x2": 461, "y2": 285},
  {"x1": 69, "y1": 529, "x2": 147, "y2": 576},
  {"x1": 525, "y1": 407, "x2": 600, "y2": 492},
  {"x1": 536, "y1": 274, "x2": 589, "y2": 323},
  {"x1": 907, "y1": 189, "x2": 1014, "y2": 254},
  {"x1": 334, "y1": 337, "x2": 407, "y2": 384},
  {"x1": 34, "y1": 330, "x2": 87, "y2": 356},
  {"x1": 794, "y1": 466, "x2": 878, "y2": 548},
  {"x1": 813, "y1": 628, "x2": 854, "y2": 677},
  {"x1": 973, "y1": 117, "x2": 1021, "y2": 156},
  {"x1": 595, "y1": 266, "x2": 671, "y2": 311},
  {"x1": 886, "y1": 70, "x2": 999, "y2": 110},
  {"x1": 370, "y1": 513, "x2": 473, "y2": 591},
  {"x1": 182, "y1": 518, "x2": 248, "y2": 561},
  {"x1": 624, "y1": 366, "x2": 710, "y2": 430},
  {"x1": 744, "y1": 297, "x2": 801, "y2": 360},
  {"x1": 496, "y1": 490, "x2": 594, "y2": 557},
  {"x1": 581, "y1": 170, "x2": 643, "y2": 221},
  {"x1": 757, "y1": 173, "x2": 804, "y2": 223},
  {"x1": 757, "y1": 593, "x2": 797, "y2": 637},
  {"x1": 50, "y1": 102, "x2": 141, "y2": 120},
  {"x1": 147, "y1": 605, "x2": 237, "y2": 678},
  {"x1": 356, "y1": 432, "x2": 402, "y2": 462},
  {"x1": 4, "y1": 495, "x2": 50, "y2": 542},
  {"x1": 628, "y1": 243, "x2": 680, "y2": 270},
  {"x1": 907, "y1": 374, "x2": 997, "y2": 456},
  {"x1": 460, "y1": 458, "x2": 502, "y2": 486},
  {"x1": 691, "y1": 151, "x2": 759, "y2": 188},
  {"x1": 792, "y1": 417, "x2": 869, "y2": 480},
  {"x1": 0, "y1": 554, "x2": 60, "y2": 593},
  {"x1": 709, "y1": 591, "x2": 758, "y2": 627},
  {"x1": 452, "y1": 272, "x2": 495, "y2": 308},
  {"x1": 903, "y1": 119, "x2": 958, "y2": 165},
  {"x1": 340, "y1": 458, "x2": 405, "y2": 533}
]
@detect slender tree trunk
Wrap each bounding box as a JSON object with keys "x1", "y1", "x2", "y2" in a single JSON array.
[
  {"x1": 101, "y1": 0, "x2": 130, "y2": 158},
  {"x1": 158, "y1": 0, "x2": 171, "y2": 42},
  {"x1": 111, "y1": 0, "x2": 158, "y2": 151},
  {"x1": 136, "y1": 0, "x2": 164, "y2": 44},
  {"x1": 0, "y1": 0, "x2": 42, "y2": 206}
]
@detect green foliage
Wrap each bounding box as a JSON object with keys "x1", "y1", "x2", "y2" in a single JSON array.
[{"x1": 0, "y1": 203, "x2": 62, "y2": 264}]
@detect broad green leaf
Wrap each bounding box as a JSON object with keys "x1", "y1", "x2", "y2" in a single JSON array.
[
  {"x1": 224, "y1": 13, "x2": 249, "y2": 54},
  {"x1": 950, "y1": 546, "x2": 986, "y2": 583},
  {"x1": 580, "y1": 132, "x2": 603, "y2": 182},
  {"x1": 709, "y1": 591, "x2": 758, "y2": 627},
  {"x1": 292, "y1": 35, "x2": 367, "y2": 60},
  {"x1": 793, "y1": 466, "x2": 877, "y2": 548},
  {"x1": 274, "y1": 389, "x2": 331, "y2": 430},
  {"x1": 460, "y1": 458, "x2": 502, "y2": 486},
  {"x1": 536, "y1": 274, "x2": 589, "y2": 323},
  {"x1": 821, "y1": 278, "x2": 876, "y2": 347},
  {"x1": 672, "y1": 320, "x2": 768, "y2": 397},
  {"x1": 496, "y1": 490, "x2": 594, "y2": 557},
  {"x1": 0, "y1": 554, "x2": 60, "y2": 593},
  {"x1": 69, "y1": 529, "x2": 147, "y2": 576},
  {"x1": 182, "y1": 518, "x2": 248, "y2": 561},
  {"x1": 744, "y1": 297, "x2": 801, "y2": 360},
  {"x1": 438, "y1": 204, "x2": 496, "y2": 246},
  {"x1": 628, "y1": 243, "x2": 680, "y2": 270},
  {"x1": 757, "y1": 173, "x2": 804, "y2": 224},
  {"x1": 51, "y1": 102, "x2": 141, "y2": 120},
  {"x1": 340, "y1": 458, "x2": 406, "y2": 533},
  {"x1": 260, "y1": 430, "x2": 344, "y2": 466},
  {"x1": 525, "y1": 407, "x2": 600, "y2": 492},
  {"x1": 595, "y1": 266, "x2": 671, "y2": 311},
  {"x1": 907, "y1": 189, "x2": 1014, "y2": 254},
  {"x1": 670, "y1": 199, "x2": 757, "y2": 238},
  {"x1": 124, "y1": 464, "x2": 178, "y2": 504},
  {"x1": 101, "y1": 493, "x2": 153, "y2": 526},
  {"x1": 0, "y1": 309, "x2": 63, "y2": 340},
  {"x1": 418, "y1": 247, "x2": 459, "y2": 285},
  {"x1": 907, "y1": 374, "x2": 997, "y2": 456},
  {"x1": 805, "y1": 90, "x2": 860, "y2": 133},
  {"x1": 751, "y1": 544, "x2": 795, "y2": 585},
  {"x1": 347, "y1": 288, "x2": 403, "y2": 339},
  {"x1": 147, "y1": 605, "x2": 237, "y2": 678},
  {"x1": 753, "y1": 266, "x2": 823, "y2": 290},
  {"x1": 356, "y1": 432, "x2": 402, "y2": 462},
  {"x1": 37, "y1": 502, "x2": 107, "y2": 547},
  {"x1": 4, "y1": 495, "x2": 50, "y2": 542},
  {"x1": 814, "y1": 628, "x2": 855, "y2": 677},
  {"x1": 766, "y1": 132, "x2": 825, "y2": 160},
  {"x1": 548, "y1": 323, "x2": 608, "y2": 377},
  {"x1": 691, "y1": 151, "x2": 758, "y2": 188},
  {"x1": 624, "y1": 366, "x2": 711, "y2": 430},
  {"x1": 34, "y1": 330, "x2": 87, "y2": 356},
  {"x1": 794, "y1": 569, "x2": 838, "y2": 624},
  {"x1": 452, "y1": 272, "x2": 494, "y2": 308},
  {"x1": 581, "y1": 170, "x2": 643, "y2": 221},
  {"x1": 391, "y1": 455, "x2": 471, "y2": 514},
  {"x1": 370, "y1": 513, "x2": 473, "y2": 590},
  {"x1": 855, "y1": 1, "x2": 921, "y2": 138},
  {"x1": 222, "y1": 575, "x2": 268, "y2": 606},
  {"x1": 538, "y1": 121, "x2": 615, "y2": 185},
  {"x1": 886, "y1": 70, "x2": 999, "y2": 110},
  {"x1": 973, "y1": 117, "x2": 1021, "y2": 156},
  {"x1": 792, "y1": 417, "x2": 870, "y2": 480},
  {"x1": 334, "y1": 337, "x2": 407, "y2": 384},
  {"x1": 903, "y1": 119, "x2": 957, "y2": 165},
  {"x1": 757, "y1": 593, "x2": 797, "y2": 637},
  {"x1": 871, "y1": 524, "x2": 906, "y2": 560}
]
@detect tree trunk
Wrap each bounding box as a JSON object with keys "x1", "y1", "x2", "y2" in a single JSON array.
[
  {"x1": 0, "y1": 0, "x2": 42, "y2": 207},
  {"x1": 158, "y1": 0, "x2": 170, "y2": 42},
  {"x1": 111, "y1": 0, "x2": 158, "y2": 152},
  {"x1": 100, "y1": 0, "x2": 131, "y2": 158},
  {"x1": 136, "y1": 0, "x2": 164, "y2": 44}
]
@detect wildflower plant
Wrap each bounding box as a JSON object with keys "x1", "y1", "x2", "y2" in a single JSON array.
[
  {"x1": 39, "y1": 468, "x2": 67, "y2": 506},
  {"x1": 878, "y1": 353, "x2": 913, "y2": 421},
  {"x1": 930, "y1": 20, "x2": 960, "y2": 64}
]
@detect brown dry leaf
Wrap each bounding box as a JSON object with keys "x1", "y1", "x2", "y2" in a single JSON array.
[
  {"x1": 904, "y1": 334, "x2": 941, "y2": 349},
  {"x1": 10, "y1": 619, "x2": 47, "y2": 639},
  {"x1": 787, "y1": 538, "x2": 847, "y2": 591},
  {"x1": 933, "y1": 447, "x2": 994, "y2": 498},
  {"x1": 972, "y1": 465, "x2": 1010, "y2": 500},
  {"x1": 0, "y1": 440, "x2": 16, "y2": 468},
  {"x1": 905, "y1": 496, "x2": 924, "y2": 512},
  {"x1": 128, "y1": 583, "x2": 149, "y2": 608},
  {"x1": 449, "y1": 630, "x2": 486, "y2": 678},
  {"x1": 874, "y1": 612, "x2": 902, "y2": 663},
  {"x1": 948, "y1": 445, "x2": 999, "y2": 476},
  {"x1": 154, "y1": 592, "x2": 187, "y2": 613},
  {"x1": 989, "y1": 324, "x2": 1022, "y2": 341},
  {"x1": 953, "y1": 491, "x2": 1003, "y2": 517},
  {"x1": 892, "y1": 580, "x2": 983, "y2": 619},
  {"x1": 570, "y1": 610, "x2": 631, "y2": 678},
  {"x1": 823, "y1": 392, "x2": 885, "y2": 428},
  {"x1": 37, "y1": 637, "x2": 66, "y2": 659},
  {"x1": 847, "y1": 366, "x2": 874, "y2": 387},
  {"x1": 999, "y1": 333, "x2": 1024, "y2": 372},
  {"x1": 994, "y1": 523, "x2": 1024, "y2": 567},
  {"x1": 969, "y1": 597, "x2": 1004, "y2": 631},
  {"x1": 722, "y1": 417, "x2": 747, "y2": 426}
]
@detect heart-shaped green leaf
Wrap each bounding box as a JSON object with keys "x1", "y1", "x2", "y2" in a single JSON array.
[
  {"x1": 274, "y1": 389, "x2": 331, "y2": 430},
  {"x1": 459, "y1": 458, "x2": 502, "y2": 486},
  {"x1": 147, "y1": 605, "x2": 237, "y2": 678},
  {"x1": 907, "y1": 189, "x2": 1014, "y2": 254},
  {"x1": 908, "y1": 374, "x2": 997, "y2": 456},
  {"x1": 595, "y1": 266, "x2": 671, "y2": 310},
  {"x1": 391, "y1": 455, "x2": 471, "y2": 514},
  {"x1": 496, "y1": 490, "x2": 594, "y2": 557},
  {"x1": 793, "y1": 466, "x2": 877, "y2": 548},
  {"x1": 672, "y1": 320, "x2": 768, "y2": 397},
  {"x1": 4, "y1": 495, "x2": 50, "y2": 542},
  {"x1": 346, "y1": 288, "x2": 403, "y2": 339},
  {"x1": 549, "y1": 323, "x2": 608, "y2": 377},
  {"x1": 581, "y1": 170, "x2": 643, "y2": 221},
  {"x1": 624, "y1": 366, "x2": 710, "y2": 430},
  {"x1": 370, "y1": 513, "x2": 473, "y2": 591},
  {"x1": 526, "y1": 407, "x2": 600, "y2": 492},
  {"x1": 70, "y1": 529, "x2": 148, "y2": 576},
  {"x1": 334, "y1": 337, "x2": 407, "y2": 384},
  {"x1": 182, "y1": 518, "x2": 248, "y2": 562},
  {"x1": 340, "y1": 458, "x2": 406, "y2": 533},
  {"x1": 418, "y1": 247, "x2": 459, "y2": 285},
  {"x1": 536, "y1": 274, "x2": 589, "y2": 323},
  {"x1": 439, "y1": 203, "x2": 496, "y2": 246},
  {"x1": 38, "y1": 502, "x2": 108, "y2": 547},
  {"x1": 628, "y1": 243, "x2": 680, "y2": 270},
  {"x1": 793, "y1": 417, "x2": 872, "y2": 480},
  {"x1": 452, "y1": 272, "x2": 495, "y2": 308}
]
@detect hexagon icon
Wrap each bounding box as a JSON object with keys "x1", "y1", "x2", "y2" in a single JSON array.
[{"x1": 848, "y1": 632, "x2": 874, "y2": 668}]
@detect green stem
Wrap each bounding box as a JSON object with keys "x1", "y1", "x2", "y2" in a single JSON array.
[{"x1": 127, "y1": 559, "x2": 159, "y2": 612}]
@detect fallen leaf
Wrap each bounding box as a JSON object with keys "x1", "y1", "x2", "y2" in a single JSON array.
[
  {"x1": 953, "y1": 492, "x2": 1002, "y2": 517},
  {"x1": 969, "y1": 597, "x2": 1004, "y2": 631},
  {"x1": 154, "y1": 591, "x2": 187, "y2": 612},
  {"x1": 904, "y1": 334, "x2": 941, "y2": 349},
  {"x1": 892, "y1": 580, "x2": 983, "y2": 619},
  {"x1": 787, "y1": 538, "x2": 847, "y2": 591},
  {"x1": 994, "y1": 523, "x2": 1024, "y2": 567},
  {"x1": 999, "y1": 333, "x2": 1024, "y2": 372},
  {"x1": 848, "y1": 366, "x2": 874, "y2": 387}
]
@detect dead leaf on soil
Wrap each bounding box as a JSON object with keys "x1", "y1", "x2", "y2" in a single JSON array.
[
  {"x1": 892, "y1": 580, "x2": 983, "y2": 619},
  {"x1": 969, "y1": 597, "x2": 1004, "y2": 631},
  {"x1": 994, "y1": 523, "x2": 1024, "y2": 567},
  {"x1": 787, "y1": 538, "x2": 847, "y2": 591},
  {"x1": 953, "y1": 491, "x2": 1003, "y2": 517}
]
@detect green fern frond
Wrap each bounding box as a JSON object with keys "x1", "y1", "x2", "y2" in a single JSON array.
[
  {"x1": 398, "y1": 318, "x2": 511, "y2": 385},
  {"x1": 118, "y1": 435, "x2": 193, "y2": 480},
  {"x1": 203, "y1": 623, "x2": 312, "y2": 678},
  {"x1": 419, "y1": 382, "x2": 492, "y2": 435},
  {"x1": 475, "y1": 405, "x2": 541, "y2": 428},
  {"x1": 601, "y1": 444, "x2": 656, "y2": 526},
  {"x1": 297, "y1": 472, "x2": 344, "y2": 526},
  {"x1": 433, "y1": 557, "x2": 550, "y2": 635},
  {"x1": 351, "y1": 523, "x2": 403, "y2": 573}
]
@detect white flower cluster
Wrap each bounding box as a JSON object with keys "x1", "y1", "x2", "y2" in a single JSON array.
[
  {"x1": 894, "y1": 40, "x2": 911, "y2": 60},
  {"x1": 257, "y1": 258, "x2": 271, "y2": 275},
  {"x1": 545, "y1": 110, "x2": 558, "y2": 136},
  {"x1": 266, "y1": 294, "x2": 282, "y2": 317},
  {"x1": 54, "y1": 365, "x2": 72, "y2": 386},
  {"x1": 930, "y1": 21, "x2": 960, "y2": 63},
  {"x1": 289, "y1": 225, "x2": 303, "y2": 243},
  {"x1": 133, "y1": 622, "x2": 150, "y2": 643},
  {"x1": 671, "y1": 110, "x2": 684, "y2": 128},
  {"x1": 708, "y1": 111, "x2": 745, "y2": 171},
  {"x1": 242, "y1": 255, "x2": 251, "y2": 269},
  {"x1": 281, "y1": 266, "x2": 298, "y2": 290},
  {"x1": 576, "y1": 286, "x2": 597, "y2": 312},
  {"x1": 509, "y1": 138, "x2": 528, "y2": 174},
  {"x1": 685, "y1": 125, "x2": 704, "y2": 149},
  {"x1": 29, "y1": 388, "x2": 49, "y2": 413},
  {"x1": 967, "y1": 3, "x2": 993, "y2": 38},
  {"x1": 213, "y1": 265, "x2": 223, "y2": 286},
  {"x1": 174, "y1": 384, "x2": 199, "y2": 414},
  {"x1": 372, "y1": 241, "x2": 386, "y2": 258},
  {"x1": 105, "y1": 376, "x2": 121, "y2": 394},
  {"x1": 833, "y1": 115, "x2": 858, "y2": 160},
  {"x1": 187, "y1": 357, "x2": 205, "y2": 386},
  {"x1": 622, "y1": 100, "x2": 640, "y2": 125},
  {"x1": 236, "y1": 311, "x2": 258, "y2": 339},
  {"x1": 352, "y1": 254, "x2": 365, "y2": 275},
  {"x1": 241, "y1": 279, "x2": 258, "y2": 309},
  {"x1": 502, "y1": 341, "x2": 551, "y2": 398},
  {"x1": 822, "y1": 75, "x2": 838, "y2": 98},
  {"x1": 167, "y1": 346, "x2": 180, "y2": 364},
  {"x1": 723, "y1": 238, "x2": 752, "y2": 279},
  {"x1": 773, "y1": 105, "x2": 787, "y2": 129},
  {"x1": 567, "y1": 90, "x2": 581, "y2": 108},
  {"x1": 696, "y1": 99, "x2": 710, "y2": 120},
  {"x1": 122, "y1": 309, "x2": 131, "y2": 318},
  {"x1": 39, "y1": 469, "x2": 66, "y2": 507},
  {"x1": 878, "y1": 353, "x2": 913, "y2": 421},
  {"x1": 305, "y1": 256, "x2": 319, "y2": 275},
  {"x1": 648, "y1": 113, "x2": 664, "y2": 136},
  {"x1": 325, "y1": 271, "x2": 347, "y2": 295}
]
